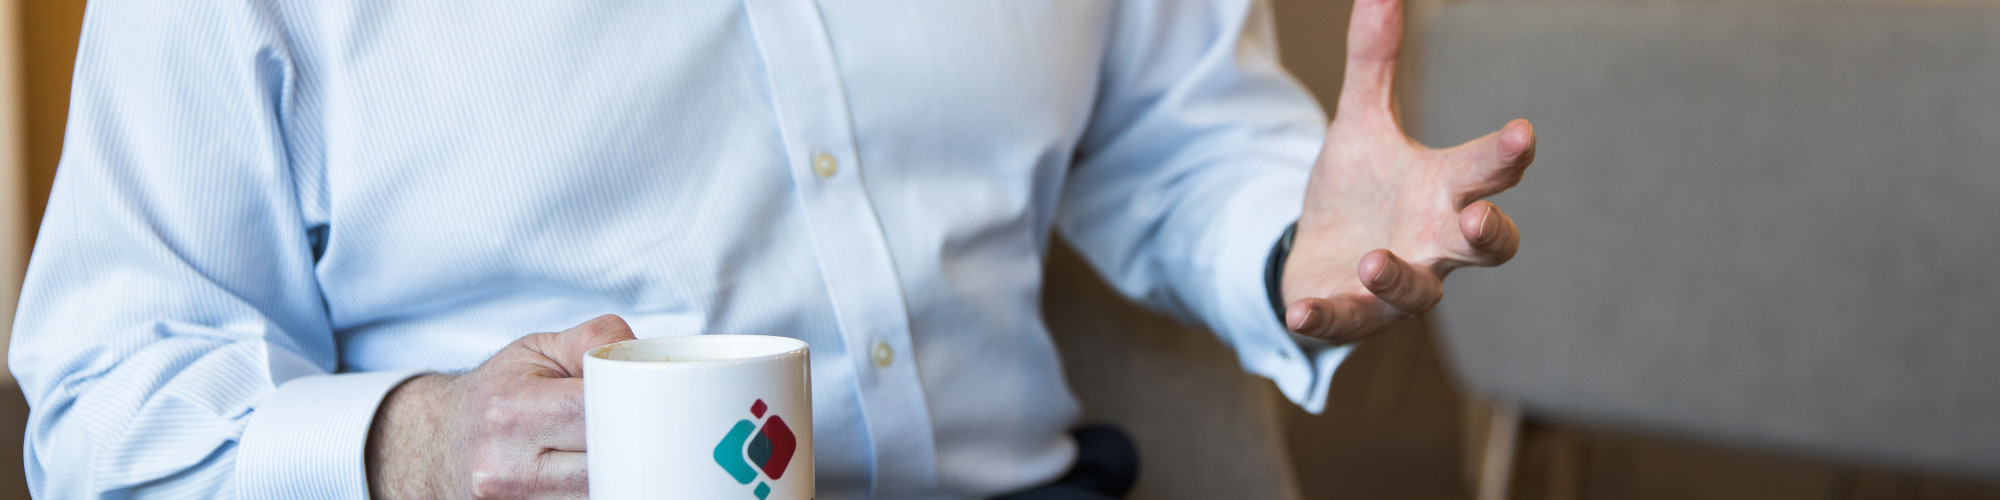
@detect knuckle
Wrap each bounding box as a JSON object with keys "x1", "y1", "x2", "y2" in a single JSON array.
[
  {"x1": 1326, "y1": 315, "x2": 1363, "y2": 343},
  {"x1": 1477, "y1": 231, "x2": 1522, "y2": 266},
  {"x1": 570, "y1": 318, "x2": 605, "y2": 337},
  {"x1": 571, "y1": 314, "x2": 611, "y2": 335},
  {"x1": 553, "y1": 394, "x2": 584, "y2": 422},
  {"x1": 484, "y1": 394, "x2": 528, "y2": 432},
  {"x1": 1502, "y1": 144, "x2": 1535, "y2": 168},
  {"x1": 587, "y1": 313, "x2": 623, "y2": 329},
  {"x1": 584, "y1": 314, "x2": 634, "y2": 340},
  {"x1": 468, "y1": 458, "x2": 523, "y2": 498},
  {"x1": 521, "y1": 331, "x2": 559, "y2": 349},
  {"x1": 554, "y1": 463, "x2": 589, "y2": 492},
  {"x1": 486, "y1": 403, "x2": 512, "y2": 429},
  {"x1": 1418, "y1": 290, "x2": 1444, "y2": 313}
]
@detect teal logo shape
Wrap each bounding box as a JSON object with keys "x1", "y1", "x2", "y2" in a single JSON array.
[{"x1": 714, "y1": 399, "x2": 796, "y2": 499}]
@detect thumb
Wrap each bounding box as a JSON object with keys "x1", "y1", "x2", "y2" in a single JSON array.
[
  {"x1": 1337, "y1": 0, "x2": 1405, "y2": 118},
  {"x1": 545, "y1": 314, "x2": 637, "y2": 378}
]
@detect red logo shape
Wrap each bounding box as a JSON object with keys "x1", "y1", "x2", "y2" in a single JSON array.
[{"x1": 755, "y1": 415, "x2": 797, "y2": 479}]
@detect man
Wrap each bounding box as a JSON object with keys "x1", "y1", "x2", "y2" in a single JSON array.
[{"x1": 12, "y1": 0, "x2": 1533, "y2": 497}]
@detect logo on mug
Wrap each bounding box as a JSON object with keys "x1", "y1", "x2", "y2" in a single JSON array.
[{"x1": 714, "y1": 399, "x2": 796, "y2": 500}]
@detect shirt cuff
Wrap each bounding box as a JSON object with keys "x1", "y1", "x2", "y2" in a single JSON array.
[
  {"x1": 235, "y1": 370, "x2": 423, "y2": 499},
  {"x1": 1209, "y1": 177, "x2": 1354, "y2": 415}
]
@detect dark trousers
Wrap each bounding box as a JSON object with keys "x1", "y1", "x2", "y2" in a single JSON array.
[{"x1": 994, "y1": 425, "x2": 1139, "y2": 500}]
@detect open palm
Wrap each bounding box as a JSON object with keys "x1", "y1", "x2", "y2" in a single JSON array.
[{"x1": 1281, "y1": 0, "x2": 1536, "y2": 342}]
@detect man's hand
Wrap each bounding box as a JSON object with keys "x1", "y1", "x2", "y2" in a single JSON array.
[
  {"x1": 366, "y1": 314, "x2": 637, "y2": 499},
  {"x1": 1282, "y1": 0, "x2": 1535, "y2": 342}
]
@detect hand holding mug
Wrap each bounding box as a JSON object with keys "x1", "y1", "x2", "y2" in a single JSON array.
[{"x1": 366, "y1": 314, "x2": 637, "y2": 499}]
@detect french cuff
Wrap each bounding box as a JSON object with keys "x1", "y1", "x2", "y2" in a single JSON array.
[
  {"x1": 1210, "y1": 177, "x2": 1354, "y2": 415},
  {"x1": 236, "y1": 370, "x2": 423, "y2": 499}
]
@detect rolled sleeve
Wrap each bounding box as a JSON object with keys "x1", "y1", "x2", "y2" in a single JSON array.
[{"x1": 235, "y1": 370, "x2": 424, "y2": 499}]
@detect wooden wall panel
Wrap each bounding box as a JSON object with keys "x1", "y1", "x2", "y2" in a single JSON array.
[
  {"x1": 0, "y1": 0, "x2": 25, "y2": 375},
  {"x1": 21, "y1": 0, "x2": 83, "y2": 247}
]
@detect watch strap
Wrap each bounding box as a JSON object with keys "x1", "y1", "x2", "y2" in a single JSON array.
[{"x1": 1264, "y1": 221, "x2": 1299, "y2": 327}]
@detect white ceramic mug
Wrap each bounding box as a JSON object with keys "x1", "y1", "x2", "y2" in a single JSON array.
[{"x1": 584, "y1": 335, "x2": 814, "y2": 500}]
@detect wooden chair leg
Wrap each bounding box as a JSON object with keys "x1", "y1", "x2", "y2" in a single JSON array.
[{"x1": 1462, "y1": 397, "x2": 1521, "y2": 500}]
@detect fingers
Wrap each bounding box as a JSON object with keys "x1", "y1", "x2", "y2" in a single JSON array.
[
  {"x1": 525, "y1": 379, "x2": 587, "y2": 451},
  {"x1": 475, "y1": 315, "x2": 621, "y2": 455},
  {"x1": 456, "y1": 317, "x2": 622, "y2": 499},
  {"x1": 1286, "y1": 295, "x2": 1388, "y2": 343},
  {"x1": 1458, "y1": 201, "x2": 1520, "y2": 266},
  {"x1": 1498, "y1": 119, "x2": 1537, "y2": 170},
  {"x1": 533, "y1": 451, "x2": 588, "y2": 500},
  {"x1": 469, "y1": 448, "x2": 587, "y2": 500},
  {"x1": 1356, "y1": 249, "x2": 1443, "y2": 314},
  {"x1": 1337, "y1": 0, "x2": 1405, "y2": 120},
  {"x1": 467, "y1": 373, "x2": 586, "y2": 449},
  {"x1": 1454, "y1": 119, "x2": 1536, "y2": 202},
  {"x1": 548, "y1": 314, "x2": 638, "y2": 378},
  {"x1": 461, "y1": 377, "x2": 587, "y2": 497},
  {"x1": 1285, "y1": 249, "x2": 1441, "y2": 342}
]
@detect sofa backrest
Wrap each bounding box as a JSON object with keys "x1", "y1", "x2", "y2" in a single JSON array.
[{"x1": 1418, "y1": 0, "x2": 2000, "y2": 481}]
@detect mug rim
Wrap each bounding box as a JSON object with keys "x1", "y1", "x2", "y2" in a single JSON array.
[{"x1": 585, "y1": 334, "x2": 808, "y2": 366}]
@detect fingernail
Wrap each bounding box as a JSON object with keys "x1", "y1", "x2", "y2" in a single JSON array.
[
  {"x1": 1371, "y1": 257, "x2": 1399, "y2": 287},
  {"x1": 1478, "y1": 207, "x2": 1500, "y2": 243},
  {"x1": 1292, "y1": 308, "x2": 1316, "y2": 332}
]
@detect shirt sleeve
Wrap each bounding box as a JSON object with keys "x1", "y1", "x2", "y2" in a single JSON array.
[
  {"x1": 1056, "y1": 0, "x2": 1354, "y2": 413},
  {"x1": 7, "y1": 1, "x2": 410, "y2": 497}
]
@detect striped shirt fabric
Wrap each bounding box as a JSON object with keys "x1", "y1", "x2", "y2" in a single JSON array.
[{"x1": 11, "y1": 0, "x2": 1352, "y2": 498}]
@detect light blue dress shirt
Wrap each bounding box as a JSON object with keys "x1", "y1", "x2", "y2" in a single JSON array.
[{"x1": 12, "y1": 0, "x2": 1354, "y2": 498}]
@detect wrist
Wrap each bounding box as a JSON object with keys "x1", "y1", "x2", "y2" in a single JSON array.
[
  {"x1": 367, "y1": 373, "x2": 463, "y2": 499},
  {"x1": 1264, "y1": 220, "x2": 1300, "y2": 326}
]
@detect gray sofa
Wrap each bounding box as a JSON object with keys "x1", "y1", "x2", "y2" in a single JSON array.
[{"x1": 1419, "y1": 0, "x2": 2000, "y2": 484}]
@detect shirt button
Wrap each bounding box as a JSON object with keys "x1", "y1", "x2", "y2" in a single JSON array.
[
  {"x1": 871, "y1": 341, "x2": 894, "y2": 368},
  {"x1": 813, "y1": 152, "x2": 839, "y2": 178}
]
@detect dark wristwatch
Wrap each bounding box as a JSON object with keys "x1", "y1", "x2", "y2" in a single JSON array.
[{"x1": 1263, "y1": 221, "x2": 1299, "y2": 326}]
